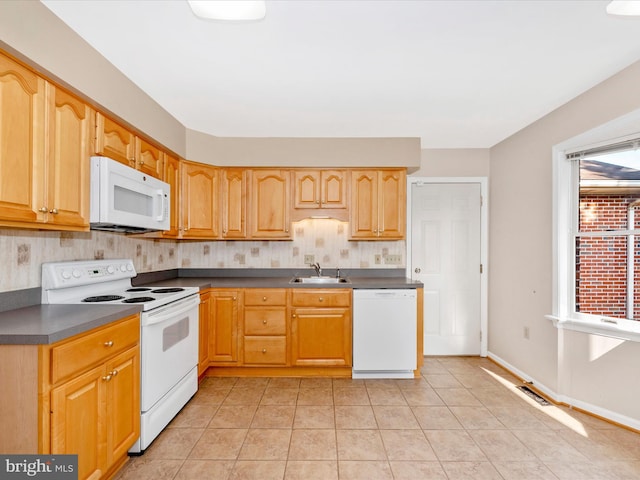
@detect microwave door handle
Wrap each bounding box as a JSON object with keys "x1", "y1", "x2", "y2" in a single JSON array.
[{"x1": 156, "y1": 191, "x2": 165, "y2": 221}]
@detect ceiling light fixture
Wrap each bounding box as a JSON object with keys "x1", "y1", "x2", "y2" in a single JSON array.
[
  {"x1": 187, "y1": 0, "x2": 266, "y2": 21},
  {"x1": 606, "y1": 1, "x2": 640, "y2": 16}
]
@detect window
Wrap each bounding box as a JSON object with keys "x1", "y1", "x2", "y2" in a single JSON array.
[
  {"x1": 551, "y1": 123, "x2": 640, "y2": 341},
  {"x1": 573, "y1": 146, "x2": 640, "y2": 321}
]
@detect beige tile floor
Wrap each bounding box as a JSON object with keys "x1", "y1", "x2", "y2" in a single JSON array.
[{"x1": 114, "y1": 357, "x2": 640, "y2": 479}]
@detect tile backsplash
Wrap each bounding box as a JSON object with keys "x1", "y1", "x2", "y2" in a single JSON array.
[{"x1": 0, "y1": 219, "x2": 405, "y2": 292}]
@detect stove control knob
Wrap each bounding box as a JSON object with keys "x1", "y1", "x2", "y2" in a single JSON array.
[
  {"x1": 126, "y1": 263, "x2": 134, "y2": 271},
  {"x1": 61, "y1": 270, "x2": 72, "y2": 280},
  {"x1": 107, "y1": 265, "x2": 115, "y2": 274},
  {"x1": 120, "y1": 264, "x2": 127, "y2": 272},
  {"x1": 72, "y1": 269, "x2": 81, "y2": 279}
]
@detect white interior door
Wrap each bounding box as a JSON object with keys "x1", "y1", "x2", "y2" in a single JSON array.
[{"x1": 411, "y1": 182, "x2": 482, "y2": 355}]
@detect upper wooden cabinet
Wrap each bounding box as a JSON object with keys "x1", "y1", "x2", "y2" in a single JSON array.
[
  {"x1": 250, "y1": 169, "x2": 291, "y2": 239},
  {"x1": 221, "y1": 168, "x2": 248, "y2": 239},
  {"x1": 162, "y1": 154, "x2": 181, "y2": 237},
  {"x1": 0, "y1": 52, "x2": 90, "y2": 230},
  {"x1": 46, "y1": 85, "x2": 92, "y2": 228},
  {"x1": 350, "y1": 169, "x2": 406, "y2": 240},
  {"x1": 292, "y1": 169, "x2": 348, "y2": 221},
  {"x1": 180, "y1": 160, "x2": 219, "y2": 239},
  {"x1": 95, "y1": 112, "x2": 163, "y2": 179}
]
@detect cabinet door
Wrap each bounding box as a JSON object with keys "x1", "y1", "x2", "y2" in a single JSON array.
[
  {"x1": 51, "y1": 365, "x2": 106, "y2": 480},
  {"x1": 221, "y1": 168, "x2": 247, "y2": 239},
  {"x1": 105, "y1": 346, "x2": 139, "y2": 466},
  {"x1": 291, "y1": 308, "x2": 352, "y2": 366},
  {"x1": 250, "y1": 169, "x2": 291, "y2": 238},
  {"x1": 95, "y1": 112, "x2": 135, "y2": 168},
  {"x1": 135, "y1": 137, "x2": 163, "y2": 179},
  {"x1": 209, "y1": 291, "x2": 239, "y2": 363},
  {"x1": 47, "y1": 85, "x2": 92, "y2": 228},
  {"x1": 350, "y1": 170, "x2": 378, "y2": 238},
  {"x1": 293, "y1": 170, "x2": 320, "y2": 209},
  {"x1": 198, "y1": 292, "x2": 211, "y2": 376},
  {"x1": 321, "y1": 170, "x2": 347, "y2": 209},
  {"x1": 162, "y1": 154, "x2": 180, "y2": 237},
  {"x1": 180, "y1": 160, "x2": 219, "y2": 238},
  {"x1": 0, "y1": 53, "x2": 46, "y2": 224},
  {"x1": 378, "y1": 169, "x2": 405, "y2": 239}
]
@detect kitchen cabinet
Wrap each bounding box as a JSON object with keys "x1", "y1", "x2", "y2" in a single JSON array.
[
  {"x1": 198, "y1": 291, "x2": 211, "y2": 376},
  {"x1": 180, "y1": 159, "x2": 219, "y2": 239},
  {"x1": 208, "y1": 289, "x2": 240, "y2": 364},
  {"x1": 249, "y1": 169, "x2": 291, "y2": 239},
  {"x1": 242, "y1": 289, "x2": 288, "y2": 365},
  {"x1": 290, "y1": 289, "x2": 352, "y2": 367},
  {"x1": 0, "y1": 52, "x2": 91, "y2": 231},
  {"x1": 350, "y1": 168, "x2": 406, "y2": 240},
  {"x1": 292, "y1": 169, "x2": 348, "y2": 221},
  {"x1": 221, "y1": 168, "x2": 248, "y2": 239},
  {"x1": 95, "y1": 112, "x2": 164, "y2": 179},
  {"x1": 0, "y1": 314, "x2": 140, "y2": 480},
  {"x1": 162, "y1": 154, "x2": 181, "y2": 238}
]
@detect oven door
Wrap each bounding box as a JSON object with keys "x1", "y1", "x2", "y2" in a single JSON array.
[{"x1": 140, "y1": 294, "x2": 199, "y2": 412}]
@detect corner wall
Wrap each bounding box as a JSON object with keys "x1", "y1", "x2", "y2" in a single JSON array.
[{"x1": 489, "y1": 59, "x2": 640, "y2": 422}]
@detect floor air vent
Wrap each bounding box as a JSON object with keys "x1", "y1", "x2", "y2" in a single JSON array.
[{"x1": 517, "y1": 385, "x2": 550, "y2": 406}]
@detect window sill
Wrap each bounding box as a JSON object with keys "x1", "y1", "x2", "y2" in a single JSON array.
[{"x1": 545, "y1": 315, "x2": 640, "y2": 342}]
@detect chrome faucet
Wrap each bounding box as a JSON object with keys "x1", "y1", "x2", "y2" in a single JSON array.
[{"x1": 311, "y1": 262, "x2": 322, "y2": 277}]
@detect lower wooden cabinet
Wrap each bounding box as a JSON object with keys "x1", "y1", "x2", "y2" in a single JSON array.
[
  {"x1": 198, "y1": 291, "x2": 211, "y2": 375},
  {"x1": 208, "y1": 289, "x2": 240, "y2": 364},
  {"x1": 290, "y1": 289, "x2": 352, "y2": 367},
  {"x1": 0, "y1": 314, "x2": 140, "y2": 480},
  {"x1": 242, "y1": 289, "x2": 288, "y2": 366}
]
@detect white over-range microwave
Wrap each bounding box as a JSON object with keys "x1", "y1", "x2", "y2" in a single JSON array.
[{"x1": 90, "y1": 156, "x2": 170, "y2": 233}]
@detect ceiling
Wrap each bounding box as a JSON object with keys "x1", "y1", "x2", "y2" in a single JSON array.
[{"x1": 41, "y1": 0, "x2": 640, "y2": 149}]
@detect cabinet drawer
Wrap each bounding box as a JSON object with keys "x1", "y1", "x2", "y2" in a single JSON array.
[
  {"x1": 51, "y1": 315, "x2": 139, "y2": 384},
  {"x1": 244, "y1": 307, "x2": 286, "y2": 335},
  {"x1": 243, "y1": 336, "x2": 287, "y2": 365},
  {"x1": 291, "y1": 289, "x2": 351, "y2": 307},
  {"x1": 244, "y1": 289, "x2": 287, "y2": 306}
]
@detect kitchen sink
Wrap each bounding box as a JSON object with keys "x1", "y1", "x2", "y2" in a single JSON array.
[{"x1": 290, "y1": 276, "x2": 351, "y2": 284}]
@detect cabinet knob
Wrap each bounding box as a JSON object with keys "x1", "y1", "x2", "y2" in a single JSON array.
[
  {"x1": 292, "y1": 314, "x2": 297, "y2": 318},
  {"x1": 140, "y1": 160, "x2": 144, "y2": 165},
  {"x1": 319, "y1": 297, "x2": 324, "y2": 302},
  {"x1": 315, "y1": 200, "x2": 320, "y2": 204},
  {"x1": 39, "y1": 206, "x2": 48, "y2": 213},
  {"x1": 414, "y1": 267, "x2": 421, "y2": 273},
  {"x1": 233, "y1": 297, "x2": 237, "y2": 301},
  {"x1": 110, "y1": 369, "x2": 118, "y2": 376},
  {"x1": 102, "y1": 374, "x2": 112, "y2": 382},
  {"x1": 262, "y1": 348, "x2": 267, "y2": 354},
  {"x1": 263, "y1": 296, "x2": 267, "y2": 301},
  {"x1": 104, "y1": 341, "x2": 114, "y2": 347},
  {"x1": 49, "y1": 208, "x2": 58, "y2": 214},
  {"x1": 263, "y1": 319, "x2": 267, "y2": 324}
]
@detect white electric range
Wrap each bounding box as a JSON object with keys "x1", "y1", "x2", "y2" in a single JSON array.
[{"x1": 41, "y1": 259, "x2": 200, "y2": 454}]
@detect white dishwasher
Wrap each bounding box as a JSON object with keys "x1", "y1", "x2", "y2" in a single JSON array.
[{"x1": 352, "y1": 289, "x2": 418, "y2": 379}]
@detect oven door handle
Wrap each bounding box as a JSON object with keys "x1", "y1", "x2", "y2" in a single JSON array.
[{"x1": 143, "y1": 294, "x2": 200, "y2": 326}]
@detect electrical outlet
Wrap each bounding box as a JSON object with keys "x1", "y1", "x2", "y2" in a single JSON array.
[
  {"x1": 384, "y1": 254, "x2": 402, "y2": 265},
  {"x1": 304, "y1": 254, "x2": 315, "y2": 264},
  {"x1": 523, "y1": 326, "x2": 530, "y2": 339},
  {"x1": 374, "y1": 254, "x2": 382, "y2": 265}
]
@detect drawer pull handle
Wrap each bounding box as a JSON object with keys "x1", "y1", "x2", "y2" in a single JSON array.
[
  {"x1": 263, "y1": 319, "x2": 267, "y2": 324},
  {"x1": 104, "y1": 341, "x2": 114, "y2": 347},
  {"x1": 262, "y1": 296, "x2": 267, "y2": 301},
  {"x1": 262, "y1": 348, "x2": 267, "y2": 354},
  {"x1": 102, "y1": 374, "x2": 112, "y2": 382}
]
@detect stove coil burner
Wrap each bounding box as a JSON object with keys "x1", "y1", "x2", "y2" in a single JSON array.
[
  {"x1": 151, "y1": 288, "x2": 185, "y2": 294},
  {"x1": 122, "y1": 296, "x2": 156, "y2": 304},
  {"x1": 82, "y1": 295, "x2": 125, "y2": 303},
  {"x1": 126, "y1": 287, "x2": 152, "y2": 292}
]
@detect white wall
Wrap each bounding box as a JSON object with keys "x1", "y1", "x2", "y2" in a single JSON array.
[
  {"x1": 412, "y1": 149, "x2": 490, "y2": 177},
  {"x1": 489, "y1": 59, "x2": 640, "y2": 424}
]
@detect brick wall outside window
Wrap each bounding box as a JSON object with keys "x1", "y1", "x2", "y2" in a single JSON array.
[{"x1": 577, "y1": 194, "x2": 640, "y2": 320}]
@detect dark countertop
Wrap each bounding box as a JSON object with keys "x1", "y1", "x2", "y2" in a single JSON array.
[
  {"x1": 0, "y1": 269, "x2": 421, "y2": 346},
  {"x1": 0, "y1": 304, "x2": 141, "y2": 345}
]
